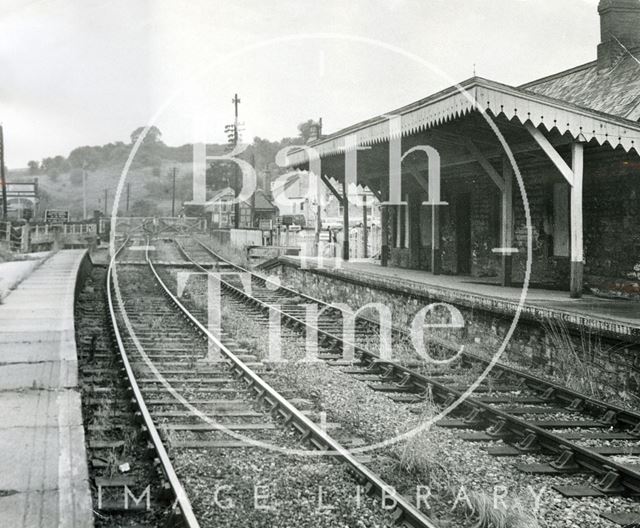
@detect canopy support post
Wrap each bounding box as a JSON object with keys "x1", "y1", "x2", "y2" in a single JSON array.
[
  {"x1": 501, "y1": 157, "x2": 514, "y2": 287},
  {"x1": 570, "y1": 142, "x2": 584, "y2": 298},
  {"x1": 342, "y1": 182, "x2": 349, "y2": 261},
  {"x1": 525, "y1": 123, "x2": 584, "y2": 298}
]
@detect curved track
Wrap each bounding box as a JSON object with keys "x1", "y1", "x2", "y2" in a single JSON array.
[
  {"x1": 175, "y1": 237, "x2": 640, "y2": 506},
  {"x1": 107, "y1": 240, "x2": 201, "y2": 527},
  {"x1": 108, "y1": 238, "x2": 439, "y2": 528}
]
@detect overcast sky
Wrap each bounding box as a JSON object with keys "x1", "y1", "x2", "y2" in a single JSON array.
[{"x1": 1, "y1": 0, "x2": 601, "y2": 168}]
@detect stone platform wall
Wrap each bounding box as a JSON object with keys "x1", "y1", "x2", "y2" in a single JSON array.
[{"x1": 273, "y1": 261, "x2": 640, "y2": 401}]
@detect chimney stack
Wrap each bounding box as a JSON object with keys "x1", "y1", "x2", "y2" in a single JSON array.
[
  {"x1": 597, "y1": 0, "x2": 640, "y2": 71},
  {"x1": 306, "y1": 118, "x2": 323, "y2": 143}
]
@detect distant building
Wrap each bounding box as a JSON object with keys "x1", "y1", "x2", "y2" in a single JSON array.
[
  {"x1": 271, "y1": 172, "x2": 380, "y2": 229},
  {"x1": 205, "y1": 187, "x2": 278, "y2": 229}
]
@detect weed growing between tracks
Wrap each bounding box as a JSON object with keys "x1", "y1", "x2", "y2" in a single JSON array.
[
  {"x1": 211, "y1": 298, "x2": 541, "y2": 528},
  {"x1": 265, "y1": 361, "x2": 540, "y2": 528}
]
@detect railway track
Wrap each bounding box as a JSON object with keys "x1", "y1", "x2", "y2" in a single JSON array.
[
  {"x1": 107, "y1": 238, "x2": 440, "y2": 528},
  {"x1": 77, "y1": 264, "x2": 173, "y2": 526},
  {"x1": 173, "y1": 236, "x2": 640, "y2": 525},
  {"x1": 107, "y1": 240, "x2": 201, "y2": 527}
]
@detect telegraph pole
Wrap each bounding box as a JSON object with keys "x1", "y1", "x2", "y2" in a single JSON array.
[
  {"x1": 0, "y1": 125, "x2": 7, "y2": 220},
  {"x1": 232, "y1": 93, "x2": 241, "y2": 228},
  {"x1": 171, "y1": 167, "x2": 177, "y2": 217},
  {"x1": 126, "y1": 183, "x2": 130, "y2": 212},
  {"x1": 232, "y1": 93, "x2": 240, "y2": 142},
  {"x1": 103, "y1": 189, "x2": 108, "y2": 216}
]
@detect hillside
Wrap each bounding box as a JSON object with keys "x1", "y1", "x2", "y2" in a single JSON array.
[
  {"x1": 11, "y1": 160, "x2": 196, "y2": 220},
  {"x1": 7, "y1": 129, "x2": 303, "y2": 221}
]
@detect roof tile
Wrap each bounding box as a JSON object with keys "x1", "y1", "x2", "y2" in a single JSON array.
[{"x1": 521, "y1": 54, "x2": 640, "y2": 120}]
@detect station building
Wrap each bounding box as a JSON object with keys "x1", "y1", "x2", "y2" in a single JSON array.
[
  {"x1": 205, "y1": 187, "x2": 278, "y2": 228},
  {"x1": 286, "y1": 0, "x2": 640, "y2": 299}
]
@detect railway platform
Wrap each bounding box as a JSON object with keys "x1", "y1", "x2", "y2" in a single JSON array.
[
  {"x1": 0, "y1": 249, "x2": 93, "y2": 528},
  {"x1": 275, "y1": 256, "x2": 640, "y2": 342}
]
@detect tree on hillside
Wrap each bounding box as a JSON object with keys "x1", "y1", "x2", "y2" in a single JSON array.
[
  {"x1": 253, "y1": 136, "x2": 301, "y2": 172},
  {"x1": 130, "y1": 126, "x2": 162, "y2": 145},
  {"x1": 41, "y1": 155, "x2": 70, "y2": 177},
  {"x1": 70, "y1": 168, "x2": 84, "y2": 186},
  {"x1": 104, "y1": 142, "x2": 129, "y2": 164},
  {"x1": 28, "y1": 160, "x2": 40, "y2": 175},
  {"x1": 68, "y1": 146, "x2": 102, "y2": 170}
]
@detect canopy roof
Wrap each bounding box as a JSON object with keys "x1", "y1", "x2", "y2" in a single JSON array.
[
  {"x1": 286, "y1": 76, "x2": 640, "y2": 168},
  {"x1": 521, "y1": 54, "x2": 640, "y2": 121}
]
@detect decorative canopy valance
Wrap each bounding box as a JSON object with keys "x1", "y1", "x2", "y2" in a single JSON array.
[{"x1": 285, "y1": 77, "x2": 640, "y2": 167}]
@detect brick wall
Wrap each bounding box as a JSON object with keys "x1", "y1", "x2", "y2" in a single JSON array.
[
  {"x1": 583, "y1": 154, "x2": 640, "y2": 298},
  {"x1": 385, "y1": 148, "x2": 640, "y2": 297}
]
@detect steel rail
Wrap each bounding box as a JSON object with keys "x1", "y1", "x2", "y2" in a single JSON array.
[
  {"x1": 188, "y1": 238, "x2": 640, "y2": 429},
  {"x1": 180, "y1": 238, "x2": 640, "y2": 496},
  {"x1": 149, "y1": 242, "x2": 439, "y2": 528},
  {"x1": 107, "y1": 240, "x2": 201, "y2": 528}
]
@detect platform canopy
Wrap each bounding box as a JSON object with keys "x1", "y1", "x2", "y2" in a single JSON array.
[
  {"x1": 285, "y1": 76, "x2": 640, "y2": 177},
  {"x1": 283, "y1": 76, "x2": 640, "y2": 298}
]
